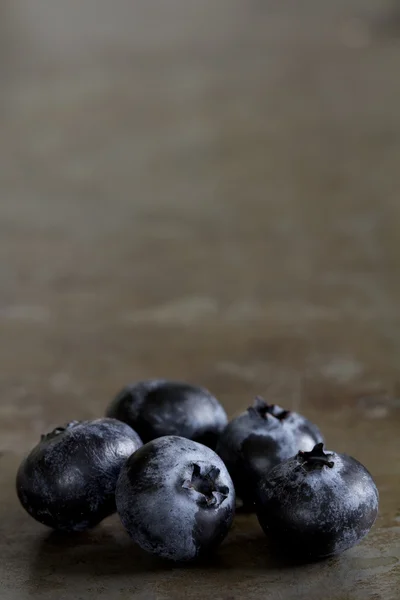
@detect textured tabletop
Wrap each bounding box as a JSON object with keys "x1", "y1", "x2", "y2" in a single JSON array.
[{"x1": 0, "y1": 2, "x2": 399, "y2": 599}]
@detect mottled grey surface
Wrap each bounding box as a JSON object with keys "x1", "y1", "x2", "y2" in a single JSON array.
[{"x1": 1, "y1": 1, "x2": 400, "y2": 599}]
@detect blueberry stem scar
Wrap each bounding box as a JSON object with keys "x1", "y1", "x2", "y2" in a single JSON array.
[
  {"x1": 298, "y1": 443, "x2": 334, "y2": 468},
  {"x1": 249, "y1": 396, "x2": 291, "y2": 421},
  {"x1": 182, "y1": 463, "x2": 229, "y2": 507},
  {"x1": 40, "y1": 421, "x2": 81, "y2": 442}
]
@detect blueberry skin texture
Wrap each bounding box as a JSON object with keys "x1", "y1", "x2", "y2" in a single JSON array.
[
  {"x1": 116, "y1": 436, "x2": 235, "y2": 562},
  {"x1": 16, "y1": 418, "x2": 143, "y2": 532},
  {"x1": 267, "y1": 400, "x2": 324, "y2": 451},
  {"x1": 106, "y1": 380, "x2": 228, "y2": 449},
  {"x1": 216, "y1": 400, "x2": 297, "y2": 506},
  {"x1": 256, "y1": 444, "x2": 379, "y2": 559}
]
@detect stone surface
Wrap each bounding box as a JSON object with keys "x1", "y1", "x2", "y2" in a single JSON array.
[{"x1": 0, "y1": 1, "x2": 399, "y2": 599}]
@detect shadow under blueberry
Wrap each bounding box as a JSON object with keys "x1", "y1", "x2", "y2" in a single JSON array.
[
  {"x1": 28, "y1": 519, "x2": 254, "y2": 578},
  {"x1": 218, "y1": 535, "x2": 322, "y2": 570},
  {"x1": 216, "y1": 514, "x2": 339, "y2": 571},
  {"x1": 30, "y1": 520, "x2": 175, "y2": 579},
  {"x1": 29, "y1": 514, "x2": 335, "y2": 581}
]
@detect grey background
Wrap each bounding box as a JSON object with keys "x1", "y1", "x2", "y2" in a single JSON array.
[{"x1": 0, "y1": 1, "x2": 399, "y2": 599}]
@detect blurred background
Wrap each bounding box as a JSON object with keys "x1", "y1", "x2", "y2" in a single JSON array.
[{"x1": 0, "y1": 2, "x2": 400, "y2": 597}]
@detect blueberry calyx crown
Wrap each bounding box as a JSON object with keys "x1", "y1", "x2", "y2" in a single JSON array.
[
  {"x1": 182, "y1": 464, "x2": 229, "y2": 508},
  {"x1": 298, "y1": 443, "x2": 334, "y2": 469},
  {"x1": 40, "y1": 421, "x2": 81, "y2": 442},
  {"x1": 248, "y1": 396, "x2": 291, "y2": 421}
]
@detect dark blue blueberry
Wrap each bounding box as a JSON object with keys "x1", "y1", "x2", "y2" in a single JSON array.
[
  {"x1": 16, "y1": 418, "x2": 142, "y2": 531},
  {"x1": 255, "y1": 396, "x2": 324, "y2": 451},
  {"x1": 116, "y1": 436, "x2": 235, "y2": 562},
  {"x1": 106, "y1": 380, "x2": 228, "y2": 449},
  {"x1": 256, "y1": 443, "x2": 379, "y2": 559},
  {"x1": 216, "y1": 397, "x2": 297, "y2": 507}
]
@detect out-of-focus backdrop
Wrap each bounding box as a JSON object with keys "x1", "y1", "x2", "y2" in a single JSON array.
[{"x1": 1, "y1": 2, "x2": 399, "y2": 599}]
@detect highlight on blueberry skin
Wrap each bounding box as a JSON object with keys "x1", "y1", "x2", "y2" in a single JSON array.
[
  {"x1": 116, "y1": 436, "x2": 235, "y2": 562},
  {"x1": 216, "y1": 397, "x2": 297, "y2": 508},
  {"x1": 253, "y1": 396, "x2": 324, "y2": 451},
  {"x1": 255, "y1": 443, "x2": 379, "y2": 559},
  {"x1": 106, "y1": 379, "x2": 228, "y2": 449},
  {"x1": 16, "y1": 418, "x2": 143, "y2": 532}
]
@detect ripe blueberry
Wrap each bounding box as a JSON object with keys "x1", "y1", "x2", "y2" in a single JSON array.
[
  {"x1": 216, "y1": 397, "x2": 297, "y2": 507},
  {"x1": 254, "y1": 396, "x2": 324, "y2": 451},
  {"x1": 106, "y1": 379, "x2": 228, "y2": 449},
  {"x1": 116, "y1": 436, "x2": 235, "y2": 562},
  {"x1": 16, "y1": 418, "x2": 142, "y2": 531},
  {"x1": 256, "y1": 443, "x2": 379, "y2": 559}
]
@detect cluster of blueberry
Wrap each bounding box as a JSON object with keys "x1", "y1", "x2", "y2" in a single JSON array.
[{"x1": 16, "y1": 380, "x2": 379, "y2": 563}]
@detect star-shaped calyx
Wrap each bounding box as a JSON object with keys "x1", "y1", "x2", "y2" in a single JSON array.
[
  {"x1": 182, "y1": 463, "x2": 229, "y2": 508},
  {"x1": 248, "y1": 396, "x2": 291, "y2": 421},
  {"x1": 298, "y1": 443, "x2": 334, "y2": 469}
]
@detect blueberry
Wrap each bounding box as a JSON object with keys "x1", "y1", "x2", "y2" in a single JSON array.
[
  {"x1": 16, "y1": 418, "x2": 142, "y2": 531},
  {"x1": 116, "y1": 436, "x2": 235, "y2": 561},
  {"x1": 216, "y1": 397, "x2": 297, "y2": 507},
  {"x1": 106, "y1": 380, "x2": 228, "y2": 449},
  {"x1": 255, "y1": 396, "x2": 324, "y2": 451},
  {"x1": 256, "y1": 443, "x2": 379, "y2": 559}
]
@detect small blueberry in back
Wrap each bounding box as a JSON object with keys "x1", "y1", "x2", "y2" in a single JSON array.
[
  {"x1": 106, "y1": 379, "x2": 228, "y2": 449},
  {"x1": 216, "y1": 397, "x2": 299, "y2": 509}
]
